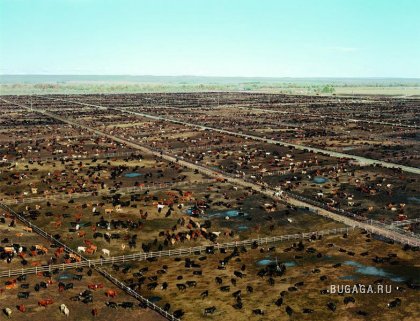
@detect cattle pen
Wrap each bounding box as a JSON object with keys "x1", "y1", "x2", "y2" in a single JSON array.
[
  {"x1": 0, "y1": 224, "x2": 352, "y2": 278},
  {"x1": 0, "y1": 179, "x2": 214, "y2": 205},
  {"x1": 0, "y1": 202, "x2": 181, "y2": 321},
  {"x1": 2, "y1": 97, "x2": 418, "y2": 248},
  {"x1": 0, "y1": 92, "x2": 419, "y2": 321}
]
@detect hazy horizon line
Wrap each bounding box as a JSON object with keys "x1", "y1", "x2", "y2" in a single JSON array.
[{"x1": 1, "y1": 74, "x2": 419, "y2": 80}]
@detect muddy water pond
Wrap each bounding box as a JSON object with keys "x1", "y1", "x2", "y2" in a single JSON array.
[
  {"x1": 343, "y1": 260, "x2": 420, "y2": 282},
  {"x1": 313, "y1": 176, "x2": 328, "y2": 184},
  {"x1": 206, "y1": 209, "x2": 248, "y2": 218},
  {"x1": 258, "y1": 253, "x2": 420, "y2": 283},
  {"x1": 124, "y1": 172, "x2": 143, "y2": 178},
  {"x1": 256, "y1": 258, "x2": 297, "y2": 268}
]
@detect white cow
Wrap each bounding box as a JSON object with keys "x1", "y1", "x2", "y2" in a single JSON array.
[
  {"x1": 60, "y1": 304, "x2": 70, "y2": 317},
  {"x1": 77, "y1": 246, "x2": 86, "y2": 253},
  {"x1": 102, "y1": 248, "x2": 110, "y2": 256},
  {"x1": 4, "y1": 308, "x2": 12, "y2": 318}
]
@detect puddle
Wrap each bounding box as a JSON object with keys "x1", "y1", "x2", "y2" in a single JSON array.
[
  {"x1": 313, "y1": 177, "x2": 328, "y2": 184},
  {"x1": 207, "y1": 209, "x2": 247, "y2": 218},
  {"x1": 237, "y1": 225, "x2": 249, "y2": 231},
  {"x1": 284, "y1": 261, "x2": 297, "y2": 267},
  {"x1": 257, "y1": 259, "x2": 272, "y2": 266},
  {"x1": 148, "y1": 296, "x2": 162, "y2": 303},
  {"x1": 186, "y1": 207, "x2": 202, "y2": 216},
  {"x1": 257, "y1": 259, "x2": 296, "y2": 267},
  {"x1": 407, "y1": 196, "x2": 420, "y2": 204},
  {"x1": 56, "y1": 272, "x2": 77, "y2": 281},
  {"x1": 124, "y1": 172, "x2": 142, "y2": 178},
  {"x1": 343, "y1": 260, "x2": 406, "y2": 282}
]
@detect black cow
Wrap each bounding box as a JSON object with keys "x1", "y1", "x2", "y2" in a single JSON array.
[
  {"x1": 17, "y1": 275, "x2": 26, "y2": 282},
  {"x1": 275, "y1": 297, "x2": 283, "y2": 307},
  {"x1": 286, "y1": 306, "x2": 293, "y2": 316},
  {"x1": 387, "y1": 298, "x2": 401, "y2": 308},
  {"x1": 186, "y1": 281, "x2": 197, "y2": 287},
  {"x1": 106, "y1": 302, "x2": 118, "y2": 309},
  {"x1": 327, "y1": 302, "x2": 336, "y2": 312},
  {"x1": 176, "y1": 284, "x2": 186, "y2": 291},
  {"x1": 234, "y1": 271, "x2": 245, "y2": 278},
  {"x1": 232, "y1": 290, "x2": 241, "y2": 299},
  {"x1": 173, "y1": 309, "x2": 184, "y2": 318},
  {"x1": 17, "y1": 292, "x2": 30, "y2": 299},
  {"x1": 120, "y1": 302, "x2": 134, "y2": 309},
  {"x1": 344, "y1": 296, "x2": 355, "y2": 304},
  {"x1": 204, "y1": 306, "x2": 216, "y2": 315}
]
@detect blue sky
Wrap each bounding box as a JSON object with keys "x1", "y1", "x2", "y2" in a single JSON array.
[{"x1": 1, "y1": 0, "x2": 419, "y2": 77}]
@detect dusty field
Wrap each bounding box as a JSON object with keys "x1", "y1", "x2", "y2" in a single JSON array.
[
  {"x1": 8, "y1": 179, "x2": 343, "y2": 261},
  {"x1": 106, "y1": 230, "x2": 420, "y2": 321},
  {"x1": 0, "y1": 93, "x2": 418, "y2": 321}
]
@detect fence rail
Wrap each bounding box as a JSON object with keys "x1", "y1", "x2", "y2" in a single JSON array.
[
  {"x1": 25, "y1": 151, "x2": 141, "y2": 162},
  {"x1": 0, "y1": 226, "x2": 351, "y2": 278},
  {"x1": 390, "y1": 218, "x2": 420, "y2": 226},
  {"x1": 2, "y1": 150, "x2": 139, "y2": 164},
  {"x1": 1, "y1": 179, "x2": 215, "y2": 205}
]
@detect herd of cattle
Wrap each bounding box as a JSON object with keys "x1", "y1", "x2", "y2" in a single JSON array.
[{"x1": 0, "y1": 93, "x2": 419, "y2": 321}]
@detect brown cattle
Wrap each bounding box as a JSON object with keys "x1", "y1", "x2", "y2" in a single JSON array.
[
  {"x1": 38, "y1": 299, "x2": 53, "y2": 307},
  {"x1": 5, "y1": 280, "x2": 17, "y2": 290},
  {"x1": 88, "y1": 283, "x2": 103, "y2": 290},
  {"x1": 105, "y1": 290, "x2": 117, "y2": 298}
]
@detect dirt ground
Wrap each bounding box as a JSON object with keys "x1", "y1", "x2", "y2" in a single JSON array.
[
  {"x1": 0, "y1": 93, "x2": 418, "y2": 321},
  {"x1": 106, "y1": 230, "x2": 420, "y2": 321}
]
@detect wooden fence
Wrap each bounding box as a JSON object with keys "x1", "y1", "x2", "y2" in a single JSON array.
[
  {"x1": 0, "y1": 226, "x2": 351, "y2": 278},
  {"x1": 1, "y1": 179, "x2": 214, "y2": 205}
]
